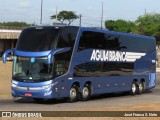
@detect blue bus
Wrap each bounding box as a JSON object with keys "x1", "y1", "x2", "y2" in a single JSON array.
[{"x1": 2, "y1": 26, "x2": 156, "y2": 102}]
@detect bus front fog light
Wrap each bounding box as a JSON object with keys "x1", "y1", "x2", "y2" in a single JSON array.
[
  {"x1": 55, "y1": 88, "x2": 59, "y2": 92},
  {"x1": 12, "y1": 83, "x2": 17, "y2": 88}
]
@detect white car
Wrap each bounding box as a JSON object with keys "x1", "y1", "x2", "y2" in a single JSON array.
[{"x1": 6, "y1": 55, "x2": 14, "y2": 61}]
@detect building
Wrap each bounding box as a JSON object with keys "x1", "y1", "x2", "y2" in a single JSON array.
[{"x1": 0, "y1": 27, "x2": 22, "y2": 56}]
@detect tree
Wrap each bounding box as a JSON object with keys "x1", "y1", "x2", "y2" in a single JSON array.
[
  {"x1": 135, "y1": 13, "x2": 160, "y2": 47},
  {"x1": 104, "y1": 13, "x2": 160, "y2": 47},
  {"x1": 135, "y1": 13, "x2": 160, "y2": 36},
  {"x1": 0, "y1": 21, "x2": 35, "y2": 27},
  {"x1": 50, "y1": 10, "x2": 79, "y2": 26},
  {"x1": 105, "y1": 19, "x2": 136, "y2": 33}
]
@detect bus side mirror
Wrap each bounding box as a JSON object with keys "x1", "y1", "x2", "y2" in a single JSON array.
[{"x1": 2, "y1": 49, "x2": 14, "y2": 63}]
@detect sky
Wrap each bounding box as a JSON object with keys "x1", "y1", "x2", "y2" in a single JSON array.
[{"x1": 0, "y1": 0, "x2": 160, "y2": 27}]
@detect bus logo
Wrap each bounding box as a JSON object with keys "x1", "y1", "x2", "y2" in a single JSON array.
[{"x1": 90, "y1": 50, "x2": 146, "y2": 62}]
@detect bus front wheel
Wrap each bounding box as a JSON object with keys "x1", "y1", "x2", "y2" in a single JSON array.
[
  {"x1": 138, "y1": 81, "x2": 145, "y2": 94},
  {"x1": 68, "y1": 85, "x2": 79, "y2": 102}
]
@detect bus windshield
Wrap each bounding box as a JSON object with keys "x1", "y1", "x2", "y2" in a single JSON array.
[
  {"x1": 16, "y1": 28, "x2": 59, "y2": 51},
  {"x1": 16, "y1": 26, "x2": 79, "y2": 52},
  {"x1": 13, "y1": 56, "x2": 53, "y2": 82}
]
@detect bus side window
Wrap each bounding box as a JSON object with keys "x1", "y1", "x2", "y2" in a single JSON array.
[
  {"x1": 57, "y1": 27, "x2": 79, "y2": 48},
  {"x1": 78, "y1": 31, "x2": 107, "y2": 51},
  {"x1": 104, "y1": 34, "x2": 122, "y2": 50},
  {"x1": 93, "y1": 32, "x2": 106, "y2": 49},
  {"x1": 78, "y1": 31, "x2": 93, "y2": 51},
  {"x1": 53, "y1": 51, "x2": 71, "y2": 77},
  {"x1": 78, "y1": 31, "x2": 125, "y2": 51}
]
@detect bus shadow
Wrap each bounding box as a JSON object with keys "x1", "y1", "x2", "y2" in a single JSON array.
[{"x1": 13, "y1": 97, "x2": 68, "y2": 104}]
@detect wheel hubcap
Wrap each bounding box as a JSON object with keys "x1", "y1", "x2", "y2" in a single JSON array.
[
  {"x1": 132, "y1": 84, "x2": 136, "y2": 93},
  {"x1": 70, "y1": 88, "x2": 76, "y2": 99},
  {"x1": 139, "y1": 83, "x2": 143, "y2": 93},
  {"x1": 82, "y1": 87, "x2": 89, "y2": 98}
]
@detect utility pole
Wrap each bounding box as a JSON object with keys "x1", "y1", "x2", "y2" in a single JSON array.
[
  {"x1": 101, "y1": 2, "x2": 104, "y2": 29},
  {"x1": 145, "y1": 9, "x2": 147, "y2": 16},
  {"x1": 144, "y1": 9, "x2": 147, "y2": 24},
  {"x1": 40, "y1": 0, "x2": 43, "y2": 25},
  {"x1": 79, "y1": 14, "x2": 82, "y2": 27},
  {"x1": 56, "y1": 7, "x2": 58, "y2": 21}
]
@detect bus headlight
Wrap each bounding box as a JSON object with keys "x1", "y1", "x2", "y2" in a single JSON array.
[
  {"x1": 12, "y1": 80, "x2": 18, "y2": 88},
  {"x1": 12, "y1": 83, "x2": 17, "y2": 88},
  {"x1": 42, "y1": 81, "x2": 58, "y2": 89}
]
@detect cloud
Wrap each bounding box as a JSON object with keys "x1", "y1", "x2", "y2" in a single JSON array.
[
  {"x1": 19, "y1": 0, "x2": 30, "y2": 8},
  {"x1": 87, "y1": 6, "x2": 93, "y2": 10}
]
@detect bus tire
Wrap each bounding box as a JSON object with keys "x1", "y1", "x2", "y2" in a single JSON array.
[
  {"x1": 80, "y1": 84, "x2": 91, "y2": 101},
  {"x1": 68, "y1": 85, "x2": 79, "y2": 102},
  {"x1": 138, "y1": 81, "x2": 145, "y2": 94},
  {"x1": 131, "y1": 81, "x2": 138, "y2": 95}
]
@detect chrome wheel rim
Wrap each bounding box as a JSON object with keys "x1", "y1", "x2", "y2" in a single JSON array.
[
  {"x1": 132, "y1": 83, "x2": 136, "y2": 93},
  {"x1": 82, "y1": 87, "x2": 89, "y2": 98},
  {"x1": 139, "y1": 83, "x2": 143, "y2": 93},
  {"x1": 70, "y1": 88, "x2": 77, "y2": 100}
]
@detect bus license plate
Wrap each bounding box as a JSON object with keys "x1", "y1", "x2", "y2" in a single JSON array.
[{"x1": 25, "y1": 93, "x2": 32, "y2": 97}]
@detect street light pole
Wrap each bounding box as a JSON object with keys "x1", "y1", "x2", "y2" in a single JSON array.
[
  {"x1": 101, "y1": 2, "x2": 104, "y2": 29},
  {"x1": 40, "y1": 0, "x2": 43, "y2": 25},
  {"x1": 79, "y1": 14, "x2": 82, "y2": 27}
]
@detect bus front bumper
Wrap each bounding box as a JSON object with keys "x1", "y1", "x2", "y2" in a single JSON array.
[{"x1": 11, "y1": 80, "x2": 60, "y2": 99}]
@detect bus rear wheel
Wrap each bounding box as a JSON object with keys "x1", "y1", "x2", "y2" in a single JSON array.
[
  {"x1": 138, "y1": 81, "x2": 145, "y2": 94},
  {"x1": 68, "y1": 85, "x2": 79, "y2": 102},
  {"x1": 131, "y1": 82, "x2": 138, "y2": 95},
  {"x1": 80, "y1": 84, "x2": 91, "y2": 101}
]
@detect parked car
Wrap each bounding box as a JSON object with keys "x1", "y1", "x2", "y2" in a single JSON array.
[{"x1": 6, "y1": 55, "x2": 14, "y2": 61}]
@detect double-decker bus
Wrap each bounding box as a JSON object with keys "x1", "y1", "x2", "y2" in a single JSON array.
[{"x1": 2, "y1": 26, "x2": 156, "y2": 102}]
